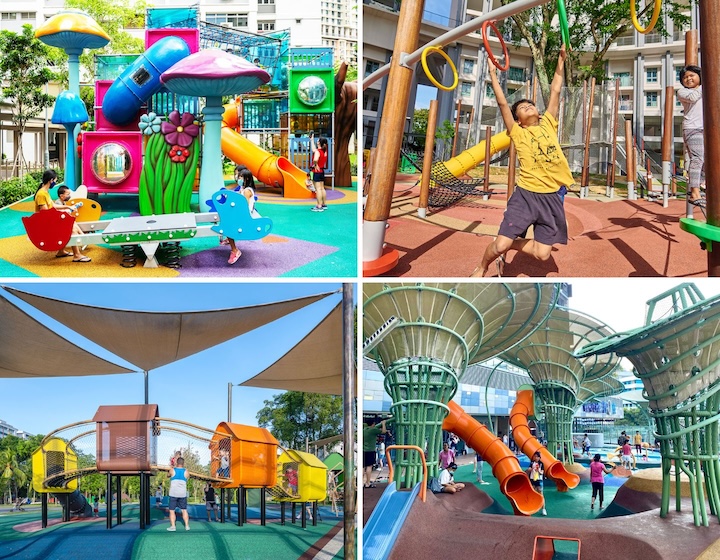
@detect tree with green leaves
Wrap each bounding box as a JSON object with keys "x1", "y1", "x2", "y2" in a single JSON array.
[
  {"x1": 257, "y1": 392, "x2": 343, "y2": 450},
  {"x1": 502, "y1": 0, "x2": 689, "y2": 102},
  {"x1": 1, "y1": 448, "x2": 28, "y2": 503},
  {"x1": 0, "y1": 25, "x2": 58, "y2": 176}
]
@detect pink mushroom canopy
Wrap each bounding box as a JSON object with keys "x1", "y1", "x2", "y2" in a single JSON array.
[{"x1": 161, "y1": 49, "x2": 271, "y2": 97}]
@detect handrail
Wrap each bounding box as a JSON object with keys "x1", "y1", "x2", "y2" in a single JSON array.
[{"x1": 385, "y1": 445, "x2": 427, "y2": 502}]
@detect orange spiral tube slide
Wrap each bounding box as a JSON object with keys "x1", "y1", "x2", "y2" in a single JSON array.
[
  {"x1": 221, "y1": 103, "x2": 312, "y2": 199},
  {"x1": 510, "y1": 386, "x2": 580, "y2": 492},
  {"x1": 443, "y1": 400, "x2": 543, "y2": 516}
]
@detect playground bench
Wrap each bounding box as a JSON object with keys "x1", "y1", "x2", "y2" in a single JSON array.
[{"x1": 400, "y1": 150, "x2": 494, "y2": 208}]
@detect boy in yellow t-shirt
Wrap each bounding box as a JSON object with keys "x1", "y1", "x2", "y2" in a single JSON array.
[{"x1": 471, "y1": 45, "x2": 573, "y2": 277}]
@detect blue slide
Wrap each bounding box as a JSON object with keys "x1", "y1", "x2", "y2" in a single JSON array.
[
  {"x1": 363, "y1": 482, "x2": 423, "y2": 560},
  {"x1": 102, "y1": 35, "x2": 190, "y2": 126}
]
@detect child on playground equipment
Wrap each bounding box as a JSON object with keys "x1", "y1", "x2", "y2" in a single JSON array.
[
  {"x1": 219, "y1": 167, "x2": 257, "y2": 265},
  {"x1": 471, "y1": 45, "x2": 573, "y2": 278},
  {"x1": 677, "y1": 65, "x2": 704, "y2": 202}
]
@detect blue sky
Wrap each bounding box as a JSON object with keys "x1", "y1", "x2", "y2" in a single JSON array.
[
  {"x1": 415, "y1": 84, "x2": 437, "y2": 110},
  {"x1": 0, "y1": 282, "x2": 352, "y2": 437}
]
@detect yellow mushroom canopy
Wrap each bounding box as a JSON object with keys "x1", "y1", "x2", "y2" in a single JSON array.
[{"x1": 35, "y1": 9, "x2": 110, "y2": 51}]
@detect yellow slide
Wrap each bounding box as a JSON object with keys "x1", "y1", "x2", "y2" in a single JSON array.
[
  {"x1": 221, "y1": 104, "x2": 313, "y2": 199},
  {"x1": 439, "y1": 132, "x2": 511, "y2": 177}
]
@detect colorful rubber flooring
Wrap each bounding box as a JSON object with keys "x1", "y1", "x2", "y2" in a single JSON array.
[
  {"x1": 0, "y1": 183, "x2": 357, "y2": 278},
  {"x1": 0, "y1": 501, "x2": 344, "y2": 560}
]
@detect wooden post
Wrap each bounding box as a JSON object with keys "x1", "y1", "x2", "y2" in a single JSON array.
[
  {"x1": 451, "y1": 99, "x2": 462, "y2": 157},
  {"x1": 686, "y1": 30, "x2": 698, "y2": 66},
  {"x1": 363, "y1": 0, "x2": 424, "y2": 264},
  {"x1": 607, "y1": 79, "x2": 620, "y2": 198},
  {"x1": 699, "y1": 3, "x2": 720, "y2": 275},
  {"x1": 483, "y1": 126, "x2": 492, "y2": 191},
  {"x1": 418, "y1": 99, "x2": 439, "y2": 218},
  {"x1": 363, "y1": 147, "x2": 376, "y2": 198},
  {"x1": 507, "y1": 142, "x2": 517, "y2": 201},
  {"x1": 625, "y1": 119, "x2": 635, "y2": 200},
  {"x1": 661, "y1": 85, "x2": 674, "y2": 208},
  {"x1": 581, "y1": 78, "x2": 595, "y2": 198}
]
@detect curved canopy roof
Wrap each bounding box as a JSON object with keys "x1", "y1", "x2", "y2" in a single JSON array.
[
  {"x1": 4, "y1": 287, "x2": 332, "y2": 373},
  {"x1": 363, "y1": 283, "x2": 559, "y2": 374}
]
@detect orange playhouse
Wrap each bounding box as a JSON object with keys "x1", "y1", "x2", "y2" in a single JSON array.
[{"x1": 209, "y1": 422, "x2": 278, "y2": 488}]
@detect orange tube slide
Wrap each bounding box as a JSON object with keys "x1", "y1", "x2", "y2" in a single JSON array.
[
  {"x1": 442, "y1": 400, "x2": 543, "y2": 516},
  {"x1": 510, "y1": 387, "x2": 580, "y2": 492},
  {"x1": 222, "y1": 104, "x2": 312, "y2": 199}
]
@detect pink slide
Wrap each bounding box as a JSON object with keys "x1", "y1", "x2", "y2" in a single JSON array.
[
  {"x1": 510, "y1": 386, "x2": 580, "y2": 492},
  {"x1": 442, "y1": 401, "x2": 543, "y2": 516}
]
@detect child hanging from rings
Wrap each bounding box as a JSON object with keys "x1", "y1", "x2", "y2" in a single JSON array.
[{"x1": 471, "y1": 45, "x2": 574, "y2": 277}]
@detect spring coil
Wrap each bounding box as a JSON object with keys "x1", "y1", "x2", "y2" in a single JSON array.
[
  {"x1": 162, "y1": 242, "x2": 182, "y2": 269},
  {"x1": 120, "y1": 245, "x2": 137, "y2": 268}
]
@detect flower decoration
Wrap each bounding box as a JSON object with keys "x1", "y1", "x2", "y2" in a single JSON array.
[
  {"x1": 139, "y1": 112, "x2": 162, "y2": 136},
  {"x1": 161, "y1": 111, "x2": 199, "y2": 147},
  {"x1": 169, "y1": 145, "x2": 190, "y2": 163}
]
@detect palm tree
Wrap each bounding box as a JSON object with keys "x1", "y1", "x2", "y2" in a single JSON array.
[{"x1": 1, "y1": 448, "x2": 28, "y2": 503}]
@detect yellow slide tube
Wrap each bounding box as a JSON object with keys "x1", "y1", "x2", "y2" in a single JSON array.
[
  {"x1": 222, "y1": 104, "x2": 312, "y2": 199},
  {"x1": 510, "y1": 387, "x2": 580, "y2": 492},
  {"x1": 440, "y1": 132, "x2": 511, "y2": 178}
]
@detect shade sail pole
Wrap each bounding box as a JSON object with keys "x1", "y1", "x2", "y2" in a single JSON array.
[
  {"x1": 342, "y1": 283, "x2": 356, "y2": 559},
  {"x1": 144, "y1": 371, "x2": 149, "y2": 405}
]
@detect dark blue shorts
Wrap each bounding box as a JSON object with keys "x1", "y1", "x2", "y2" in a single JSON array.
[
  {"x1": 498, "y1": 186, "x2": 568, "y2": 246},
  {"x1": 312, "y1": 171, "x2": 325, "y2": 182},
  {"x1": 168, "y1": 496, "x2": 187, "y2": 510}
]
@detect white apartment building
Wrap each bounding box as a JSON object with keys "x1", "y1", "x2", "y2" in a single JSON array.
[
  {"x1": 0, "y1": 418, "x2": 30, "y2": 439},
  {"x1": 363, "y1": 0, "x2": 699, "y2": 165},
  {"x1": 0, "y1": 0, "x2": 356, "y2": 167}
]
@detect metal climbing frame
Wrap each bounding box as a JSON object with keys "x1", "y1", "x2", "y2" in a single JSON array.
[
  {"x1": 363, "y1": 283, "x2": 560, "y2": 487},
  {"x1": 578, "y1": 283, "x2": 720, "y2": 527},
  {"x1": 502, "y1": 307, "x2": 622, "y2": 464}
]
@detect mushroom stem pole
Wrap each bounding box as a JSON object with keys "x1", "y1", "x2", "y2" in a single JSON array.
[{"x1": 199, "y1": 97, "x2": 225, "y2": 213}]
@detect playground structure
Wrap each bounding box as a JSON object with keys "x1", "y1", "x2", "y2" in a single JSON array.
[
  {"x1": 361, "y1": 0, "x2": 720, "y2": 277},
  {"x1": 577, "y1": 282, "x2": 720, "y2": 527},
  {"x1": 31, "y1": 405, "x2": 328, "y2": 530},
  {"x1": 501, "y1": 307, "x2": 623, "y2": 463},
  {"x1": 35, "y1": 7, "x2": 343, "y2": 202}
]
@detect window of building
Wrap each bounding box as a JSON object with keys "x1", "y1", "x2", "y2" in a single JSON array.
[
  {"x1": 365, "y1": 91, "x2": 379, "y2": 112},
  {"x1": 508, "y1": 66, "x2": 525, "y2": 82},
  {"x1": 1, "y1": 13, "x2": 15, "y2": 20},
  {"x1": 646, "y1": 91, "x2": 658, "y2": 107},
  {"x1": 258, "y1": 21, "x2": 275, "y2": 31},
  {"x1": 485, "y1": 84, "x2": 495, "y2": 99},
  {"x1": 461, "y1": 81, "x2": 472, "y2": 96},
  {"x1": 364, "y1": 120, "x2": 376, "y2": 150},
  {"x1": 675, "y1": 65, "x2": 683, "y2": 82},
  {"x1": 20, "y1": 12, "x2": 35, "y2": 19},
  {"x1": 205, "y1": 13, "x2": 248, "y2": 27},
  {"x1": 259, "y1": 0, "x2": 275, "y2": 3},
  {"x1": 365, "y1": 60, "x2": 381, "y2": 77},
  {"x1": 646, "y1": 68, "x2": 658, "y2": 84},
  {"x1": 462, "y1": 59, "x2": 475, "y2": 74}
]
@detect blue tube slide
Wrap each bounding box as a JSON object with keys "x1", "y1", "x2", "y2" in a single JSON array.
[
  {"x1": 363, "y1": 482, "x2": 422, "y2": 560},
  {"x1": 102, "y1": 36, "x2": 190, "y2": 126}
]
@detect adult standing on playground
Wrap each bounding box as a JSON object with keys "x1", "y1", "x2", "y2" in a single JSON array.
[
  {"x1": 526, "y1": 451, "x2": 547, "y2": 515},
  {"x1": 204, "y1": 483, "x2": 219, "y2": 522},
  {"x1": 167, "y1": 456, "x2": 190, "y2": 531},
  {"x1": 438, "y1": 441, "x2": 456, "y2": 469},
  {"x1": 34, "y1": 169, "x2": 91, "y2": 262},
  {"x1": 677, "y1": 65, "x2": 704, "y2": 201},
  {"x1": 471, "y1": 45, "x2": 572, "y2": 277},
  {"x1": 310, "y1": 132, "x2": 329, "y2": 212},
  {"x1": 633, "y1": 431, "x2": 643, "y2": 454},
  {"x1": 363, "y1": 418, "x2": 386, "y2": 488},
  {"x1": 473, "y1": 451, "x2": 490, "y2": 485},
  {"x1": 590, "y1": 454, "x2": 614, "y2": 510}
]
